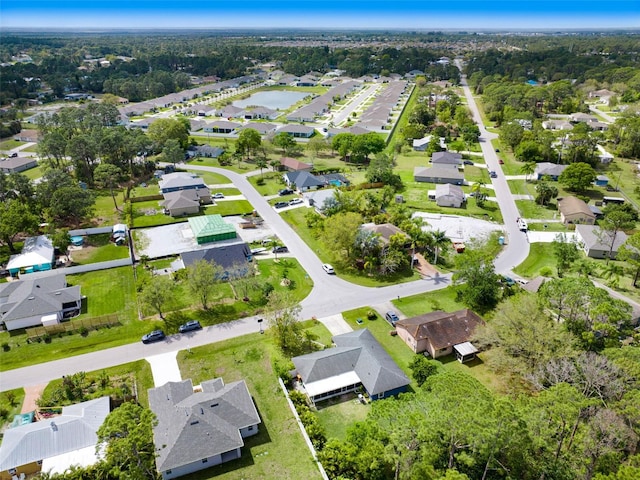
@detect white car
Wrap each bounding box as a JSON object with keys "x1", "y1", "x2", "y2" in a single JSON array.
[
  {"x1": 322, "y1": 263, "x2": 335, "y2": 274},
  {"x1": 288, "y1": 198, "x2": 303, "y2": 206}
]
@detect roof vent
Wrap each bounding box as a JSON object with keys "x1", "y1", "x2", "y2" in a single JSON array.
[
  {"x1": 190, "y1": 420, "x2": 199, "y2": 426},
  {"x1": 27, "y1": 296, "x2": 35, "y2": 300},
  {"x1": 210, "y1": 403, "x2": 219, "y2": 408}
]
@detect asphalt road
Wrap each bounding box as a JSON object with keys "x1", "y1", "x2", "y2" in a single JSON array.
[{"x1": 1, "y1": 70, "x2": 526, "y2": 391}]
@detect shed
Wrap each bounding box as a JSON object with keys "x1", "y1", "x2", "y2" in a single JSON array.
[{"x1": 188, "y1": 215, "x2": 237, "y2": 245}]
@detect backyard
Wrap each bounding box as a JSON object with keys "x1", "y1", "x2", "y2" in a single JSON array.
[{"x1": 69, "y1": 234, "x2": 130, "y2": 265}]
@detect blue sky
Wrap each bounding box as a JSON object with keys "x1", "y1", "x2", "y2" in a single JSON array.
[{"x1": 2, "y1": 0, "x2": 638, "y2": 29}]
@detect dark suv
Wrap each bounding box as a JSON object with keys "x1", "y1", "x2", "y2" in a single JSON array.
[
  {"x1": 272, "y1": 246, "x2": 288, "y2": 253},
  {"x1": 142, "y1": 330, "x2": 165, "y2": 344},
  {"x1": 274, "y1": 202, "x2": 288, "y2": 209}
]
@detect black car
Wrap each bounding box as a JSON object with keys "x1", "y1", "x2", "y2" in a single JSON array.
[
  {"x1": 279, "y1": 188, "x2": 294, "y2": 196},
  {"x1": 463, "y1": 160, "x2": 474, "y2": 165},
  {"x1": 272, "y1": 246, "x2": 288, "y2": 253},
  {"x1": 274, "y1": 202, "x2": 289, "y2": 209},
  {"x1": 179, "y1": 320, "x2": 202, "y2": 333},
  {"x1": 142, "y1": 330, "x2": 165, "y2": 344},
  {"x1": 489, "y1": 171, "x2": 498, "y2": 178}
]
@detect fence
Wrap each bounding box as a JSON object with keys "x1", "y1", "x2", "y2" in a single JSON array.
[
  {"x1": 68, "y1": 226, "x2": 114, "y2": 236},
  {"x1": 26, "y1": 314, "x2": 120, "y2": 342},
  {"x1": 130, "y1": 194, "x2": 163, "y2": 203}
]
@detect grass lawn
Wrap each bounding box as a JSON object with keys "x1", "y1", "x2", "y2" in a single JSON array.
[
  {"x1": 513, "y1": 242, "x2": 556, "y2": 278},
  {"x1": 19, "y1": 164, "x2": 45, "y2": 180},
  {"x1": 0, "y1": 139, "x2": 26, "y2": 150},
  {"x1": 177, "y1": 334, "x2": 323, "y2": 480},
  {"x1": 300, "y1": 319, "x2": 333, "y2": 348},
  {"x1": 197, "y1": 170, "x2": 232, "y2": 185},
  {"x1": 315, "y1": 393, "x2": 370, "y2": 440},
  {"x1": 93, "y1": 193, "x2": 126, "y2": 226},
  {"x1": 204, "y1": 199, "x2": 253, "y2": 216},
  {"x1": 210, "y1": 187, "x2": 242, "y2": 196},
  {"x1": 280, "y1": 208, "x2": 421, "y2": 287},
  {"x1": 69, "y1": 234, "x2": 130, "y2": 264},
  {"x1": 39, "y1": 359, "x2": 155, "y2": 408},
  {"x1": 249, "y1": 172, "x2": 288, "y2": 196},
  {"x1": 516, "y1": 199, "x2": 561, "y2": 220}
]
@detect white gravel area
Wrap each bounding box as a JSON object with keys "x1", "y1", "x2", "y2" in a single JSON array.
[{"x1": 413, "y1": 213, "x2": 504, "y2": 243}]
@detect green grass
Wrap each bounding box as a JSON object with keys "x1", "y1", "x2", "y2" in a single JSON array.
[
  {"x1": 93, "y1": 192, "x2": 126, "y2": 225},
  {"x1": 69, "y1": 234, "x2": 130, "y2": 264},
  {"x1": 0, "y1": 139, "x2": 26, "y2": 150},
  {"x1": 315, "y1": 393, "x2": 370, "y2": 440},
  {"x1": 515, "y1": 199, "x2": 561, "y2": 220},
  {"x1": 20, "y1": 164, "x2": 44, "y2": 180},
  {"x1": 204, "y1": 199, "x2": 253, "y2": 216},
  {"x1": 210, "y1": 187, "x2": 242, "y2": 196},
  {"x1": 300, "y1": 318, "x2": 333, "y2": 348},
  {"x1": 394, "y1": 285, "x2": 464, "y2": 317},
  {"x1": 197, "y1": 170, "x2": 232, "y2": 185},
  {"x1": 512, "y1": 242, "x2": 556, "y2": 278},
  {"x1": 249, "y1": 172, "x2": 288, "y2": 196},
  {"x1": 177, "y1": 334, "x2": 323, "y2": 480}
]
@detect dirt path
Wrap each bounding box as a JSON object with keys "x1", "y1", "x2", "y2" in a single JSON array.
[{"x1": 21, "y1": 384, "x2": 46, "y2": 413}]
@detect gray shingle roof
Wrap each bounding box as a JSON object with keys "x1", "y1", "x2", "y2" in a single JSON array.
[
  {"x1": 292, "y1": 329, "x2": 410, "y2": 398},
  {"x1": 148, "y1": 378, "x2": 260, "y2": 472},
  {"x1": 159, "y1": 172, "x2": 207, "y2": 191},
  {"x1": 0, "y1": 276, "x2": 80, "y2": 322},
  {"x1": 285, "y1": 171, "x2": 324, "y2": 188},
  {"x1": 0, "y1": 396, "x2": 110, "y2": 472}
]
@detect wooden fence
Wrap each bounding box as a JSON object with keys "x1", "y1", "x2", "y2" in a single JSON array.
[{"x1": 26, "y1": 314, "x2": 120, "y2": 342}]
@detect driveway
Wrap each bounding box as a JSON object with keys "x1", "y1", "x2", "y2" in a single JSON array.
[
  {"x1": 318, "y1": 314, "x2": 352, "y2": 336},
  {"x1": 146, "y1": 351, "x2": 182, "y2": 387}
]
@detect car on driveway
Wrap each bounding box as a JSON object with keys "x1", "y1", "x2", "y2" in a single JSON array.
[
  {"x1": 142, "y1": 330, "x2": 165, "y2": 344},
  {"x1": 288, "y1": 198, "x2": 303, "y2": 206},
  {"x1": 463, "y1": 160, "x2": 474, "y2": 166},
  {"x1": 179, "y1": 320, "x2": 202, "y2": 333},
  {"x1": 274, "y1": 201, "x2": 288, "y2": 209},
  {"x1": 9, "y1": 153, "x2": 18, "y2": 158},
  {"x1": 213, "y1": 193, "x2": 225, "y2": 199},
  {"x1": 272, "y1": 246, "x2": 288, "y2": 253},
  {"x1": 498, "y1": 159, "x2": 504, "y2": 164},
  {"x1": 322, "y1": 263, "x2": 335, "y2": 274},
  {"x1": 279, "y1": 188, "x2": 293, "y2": 196},
  {"x1": 489, "y1": 171, "x2": 498, "y2": 178},
  {"x1": 385, "y1": 311, "x2": 399, "y2": 325}
]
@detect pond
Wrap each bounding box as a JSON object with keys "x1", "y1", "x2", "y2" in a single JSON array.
[{"x1": 233, "y1": 90, "x2": 308, "y2": 110}]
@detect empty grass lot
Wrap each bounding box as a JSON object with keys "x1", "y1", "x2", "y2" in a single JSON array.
[
  {"x1": 177, "y1": 333, "x2": 323, "y2": 480},
  {"x1": 69, "y1": 234, "x2": 130, "y2": 265}
]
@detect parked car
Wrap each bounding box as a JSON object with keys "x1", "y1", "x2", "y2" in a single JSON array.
[
  {"x1": 385, "y1": 311, "x2": 400, "y2": 325},
  {"x1": 179, "y1": 320, "x2": 202, "y2": 333},
  {"x1": 274, "y1": 202, "x2": 289, "y2": 209},
  {"x1": 463, "y1": 160, "x2": 474, "y2": 166},
  {"x1": 517, "y1": 218, "x2": 528, "y2": 232},
  {"x1": 495, "y1": 148, "x2": 500, "y2": 152},
  {"x1": 272, "y1": 246, "x2": 288, "y2": 253},
  {"x1": 489, "y1": 171, "x2": 498, "y2": 178},
  {"x1": 9, "y1": 153, "x2": 18, "y2": 158},
  {"x1": 322, "y1": 263, "x2": 335, "y2": 274},
  {"x1": 278, "y1": 188, "x2": 294, "y2": 196},
  {"x1": 213, "y1": 193, "x2": 225, "y2": 199},
  {"x1": 288, "y1": 198, "x2": 303, "y2": 206},
  {"x1": 498, "y1": 159, "x2": 504, "y2": 164},
  {"x1": 142, "y1": 330, "x2": 165, "y2": 344}
]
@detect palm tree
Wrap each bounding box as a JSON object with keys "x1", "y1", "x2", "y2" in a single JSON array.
[
  {"x1": 256, "y1": 157, "x2": 268, "y2": 178},
  {"x1": 431, "y1": 229, "x2": 450, "y2": 265},
  {"x1": 520, "y1": 161, "x2": 536, "y2": 183},
  {"x1": 600, "y1": 262, "x2": 624, "y2": 288}
]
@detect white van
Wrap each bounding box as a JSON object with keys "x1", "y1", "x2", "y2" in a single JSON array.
[{"x1": 517, "y1": 219, "x2": 528, "y2": 232}]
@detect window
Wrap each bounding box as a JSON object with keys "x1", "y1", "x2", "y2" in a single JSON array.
[
  {"x1": 166, "y1": 470, "x2": 172, "y2": 475},
  {"x1": 248, "y1": 425, "x2": 254, "y2": 431},
  {"x1": 202, "y1": 458, "x2": 208, "y2": 464}
]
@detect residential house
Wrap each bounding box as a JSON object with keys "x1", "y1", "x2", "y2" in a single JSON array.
[
  {"x1": 216, "y1": 105, "x2": 245, "y2": 119},
  {"x1": 237, "y1": 122, "x2": 277, "y2": 135},
  {"x1": 303, "y1": 189, "x2": 336, "y2": 212},
  {"x1": 395, "y1": 309, "x2": 484, "y2": 361},
  {"x1": 414, "y1": 164, "x2": 464, "y2": 185},
  {"x1": 205, "y1": 121, "x2": 241, "y2": 134},
  {"x1": 412, "y1": 136, "x2": 433, "y2": 151},
  {"x1": 0, "y1": 275, "x2": 81, "y2": 331},
  {"x1": 179, "y1": 243, "x2": 252, "y2": 277},
  {"x1": 279, "y1": 157, "x2": 313, "y2": 172},
  {"x1": 405, "y1": 70, "x2": 424, "y2": 79},
  {"x1": 13, "y1": 129, "x2": 39, "y2": 142},
  {"x1": 149, "y1": 378, "x2": 261, "y2": 480},
  {"x1": 570, "y1": 112, "x2": 598, "y2": 124},
  {"x1": 0, "y1": 156, "x2": 38, "y2": 173},
  {"x1": 283, "y1": 171, "x2": 324, "y2": 192},
  {"x1": 6, "y1": 236, "x2": 55, "y2": 276},
  {"x1": 589, "y1": 89, "x2": 616, "y2": 101},
  {"x1": 189, "y1": 119, "x2": 206, "y2": 132},
  {"x1": 277, "y1": 124, "x2": 315, "y2": 138},
  {"x1": 316, "y1": 172, "x2": 350, "y2": 187},
  {"x1": 187, "y1": 145, "x2": 224, "y2": 159},
  {"x1": 557, "y1": 196, "x2": 596, "y2": 225},
  {"x1": 575, "y1": 225, "x2": 628, "y2": 260},
  {"x1": 541, "y1": 119, "x2": 574, "y2": 131},
  {"x1": 292, "y1": 329, "x2": 410, "y2": 404},
  {"x1": 161, "y1": 189, "x2": 212, "y2": 217},
  {"x1": 431, "y1": 151, "x2": 462, "y2": 166},
  {"x1": 129, "y1": 117, "x2": 157, "y2": 129},
  {"x1": 435, "y1": 183, "x2": 465, "y2": 208},
  {"x1": 243, "y1": 107, "x2": 278, "y2": 120},
  {"x1": 278, "y1": 74, "x2": 298, "y2": 86},
  {"x1": 535, "y1": 162, "x2": 568, "y2": 181},
  {"x1": 0, "y1": 397, "x2": 110, "y2": 480},
  {"x1": 360, "y1": 223, "x2": 410, "y2": 251},
  {"x1": 159, "y1": 172, "x2": 207, "y2": 194},
  {"x1": 296, "y1": 75, "x2": 317, "y2": 87}
]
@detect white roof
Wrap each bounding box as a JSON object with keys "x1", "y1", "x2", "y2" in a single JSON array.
[
  {"x1": 6, "y1": 236, "x2": 54, "y2": 270},
  {"x1": 304, "y1": 371, "x2": 361, "y2": 398},
  {"x1": 41, "y1": 445, "x2": 101, "y2": 475},
  {"x1": 454, "y1": 342, "x2": 478, "y2": 356}
]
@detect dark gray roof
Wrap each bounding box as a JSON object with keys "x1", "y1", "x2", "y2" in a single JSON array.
[
  {"x1": 285, "y1": 171, "x2": 324, "y2": 188},
  {"x1": 0, "y1": 396, "x2": 110, "y2": 472},
  {"x1": 431, "y1": 151, "x2": 462, "y2": 165},
  {"x1": 148, "y1": 378, "x2": 261, "y2": 472},
  {"x1": 292, "y1": 329, "x2": 410, "y2": 397},
  {"x1": 0, "y1": 276, "x2": 81, "y2": 322},
  {"x1": 414, "y1": 164, "x2": 464, "y2": 181},
  {"x1": 181, "y1": 243, "x2": 251, "y2": 270}
]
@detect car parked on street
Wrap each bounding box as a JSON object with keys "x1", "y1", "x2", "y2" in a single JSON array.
[
  {"x1": 385, "y1": 311, "x2": 399, "y2": 325},
  {"x1": 179, "y1": 320, "x2": 202, "y2": 333},
  {"x1": 322, "y1": 263, "x2": 335, "y2": 274},
  {"x1": 142, "y1": 330, "x2": 165, "y2": 344}
]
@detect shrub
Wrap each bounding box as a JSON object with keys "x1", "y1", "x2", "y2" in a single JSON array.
[
  {"x1": 539, "y1": 266, "x2": 554, "y2": 277},
  {"x1": 367, "y1": 310, "x2": 377, "y2": 320},
  {"x1": 256, "y1": 177, "x2": 265, "y2": 186},
  {"x1": 1, "y1": 342, "x2": 10, "y2": 352},
  {"x1": 79, "y1": 326, "x2": 89, "y2": 337}
]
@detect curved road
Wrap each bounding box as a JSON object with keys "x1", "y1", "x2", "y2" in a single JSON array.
[{"x1": 1, "y1": 70, "x2": 528, "y2": 391}]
